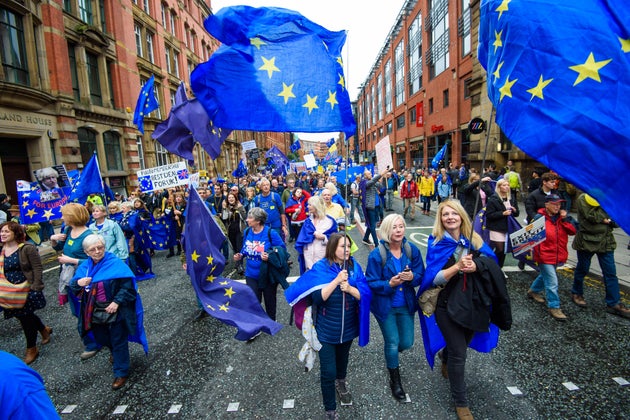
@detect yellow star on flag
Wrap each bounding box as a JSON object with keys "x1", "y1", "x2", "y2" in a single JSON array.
[
  {"x1": 326, "y1": 91, "x2": 338, "y2": 109},
  {"x1": 526, "y1": 75, "x2": 553, "y2": 100},
  {"x1": 492, "y1": 61, "x2": 504, "y2": 79},
  {"x1": 337, "y1": 73, "x2": 345, "y2": 89},
  {"x1": 206, "y1": 274, "x2": 216, "y2": 282},
  {"x1": 493, "y1": 30, "x2": 503, "y2": 53},
  {"x1": 220, "y1": 280, "x2": 229, "y2": 286},
  {"x1": 303, "y1": 94, "x2": 319, "y2": 114},
  {"x1": 259, "y1": 56, "x2": 280, "y2": 79},
  {"x1": 278, "y1": 83, "x2": 296, "y2": 104},
  {"x1": 21, "y1": 201, "x2": 29, "y2": 208},
  {"x1": 191, "y1": 250, "x2": 200, "y2": 263},
  {"x1": 206, "y1": 304, "x2": 215, "y2": 311},
  {"x1": 43, "y1": 209, "x2": 54, "y2": 220},
  {"x1": 619, "y1": 37, "x2": 630, "y2": 53},
  {"x1": 495, "y1": 0, "x2": 511, "y2": 20},
  {"x1": 499, "y1": 76, "x2": 517, "y2": 102},
  {"x1": 569, "y1": 52, "x2": 611, "y2": 86},
  {"x1": 207, "y1": 255, "x2": 214, "y2": 265},
  {"x1": 219, "y1": 303, "x2": 229, "y2": 312},
  {"x1": 250, "y1": 37, "x2": 265, "y2": 50},
  {"x1": 336, "y1": 56, "x2": 343, "y2": 66},
  {"x1": 224, "y1": 287, "x2": 235, "y2": 298},
  {"x1": 26, "y1": 208, "x2": 37, "y2": 218}
]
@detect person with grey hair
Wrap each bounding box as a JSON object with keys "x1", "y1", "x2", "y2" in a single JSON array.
[
  {"x1": 234, "y1": 208, "x2": 285, "y2": 322},
  {"x1": 88, "y1": 204, "x2": 129, "y2": 260},
  {"x1": 366, "y1": 213, "x2": 424, "y2": 401},
  {"x1": 295, "y1": 196, "x2": 338, "y2": 274},
  {"x1": 35, "y1": 167, "x2": 60, "y2": 191},
  {"x1": 253, "y1": 178, "x2": 288, "y2": 241},
  {"x1": 69, "y1": 234, "x2": 139, "y2": 390}
]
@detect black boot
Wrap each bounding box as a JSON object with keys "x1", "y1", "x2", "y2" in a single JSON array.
[
  {"x1": 166, "y1": 247, "x2": 175, "y2": 258},
  {"x1": 176, "y1": 243, "x2": 182, "y2": 255},
  {"x1": 388, "y1": 367, "x2": 406, "y2": 400}
]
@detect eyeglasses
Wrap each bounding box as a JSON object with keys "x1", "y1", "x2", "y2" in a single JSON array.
[{"x1": 86, "y1": 245, "x2": 105, "y2": 253}]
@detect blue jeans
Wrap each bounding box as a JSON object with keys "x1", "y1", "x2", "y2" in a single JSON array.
[
  {"x1": 376, "y1": 306, "x2": 415, "y2": 369},
  {"x1": 319, "y1": 340, "x2": 353, "y2": 411},
  {"x1": 572, "y1": 250, "x2": 620, "y2": 306},
  {"x1": 386, "y1": 190, "x2": 394, "y2": 209},
  {"x1": 92, "y1": 320, "x2": 131, "y2": 377},
  {"x1": 362, "y1": 208, "x2": 379, "y2": 244},
  {"x1": 350, "y1": 197, "x2": 364, "y2": 223},
  {"x1": 530, "y1": 263, "x2": 560, "y2": 308}
]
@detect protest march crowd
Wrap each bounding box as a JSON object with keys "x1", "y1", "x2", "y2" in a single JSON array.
[{"x1": 0, "y1": 161, "x2": 628, "y2": 420}]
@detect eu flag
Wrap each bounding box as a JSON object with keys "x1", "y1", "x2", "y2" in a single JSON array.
[
  {"x1": 191, "y1": 6, "x2": 357, "y2": 139},
  {"x1": 290, "y1": 140, "x2": 301, "y2": 153},
  {"x1": 152, "y1": 82, "x2": 196, "y2": 164},
  {"x1": 133, "y1": 75, "x2": 160, "y2": 134},
  {"x1": 326, "y1": 138, "x2": 335, "y2": 148},
  {"x1": 68, "y1": 153, "x2": 104, "y2": 204},
  {"x1": 184, "y1": 187, "x2": 282, "y2": 340},
  {"x1": 478, "y1": 0, "x2": 630, "y2": 233},
  {"x1": 431, "y1": 144, "x2": 447, "y2": 169},
  {"x1": 232, "y1": 159, "x2": 248, "y2": 178},
  {"x1": 16, "y1": 179, "x2": 70, "y2": 223}
]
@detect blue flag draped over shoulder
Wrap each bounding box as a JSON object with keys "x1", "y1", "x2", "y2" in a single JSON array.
[
  {"x1": 478, "y1": 0, "x2": 630, "y2": 234},
  {"x1": 68, "y1": 153, "x2": 104, "y2": 204},
  {"x1": 133, "y1": 75, "x2": 160, "y2": 134},
  {"x1": 431, "y1": 144, "x2": 447, "y2": 169},
  {"x1": 191, "y1": 6, "x2": 357, "y2": 139},
  {"x1": 184, "y1": 187, "x2": 282, "y2": 340}
]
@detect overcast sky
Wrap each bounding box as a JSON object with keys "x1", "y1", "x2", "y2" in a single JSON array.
[{"x1": 211, "y1": 0, "x2": 407, "y2": 141}]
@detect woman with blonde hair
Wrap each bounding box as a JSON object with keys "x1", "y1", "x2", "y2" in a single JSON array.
[
  {"x1": 485, "y1": 179, "x2": 519, "y2": 267},
  {"x1": 365, "y1": 213, "x2": 424, "y2": 400},
  {"x1": 295, "y1": 196, "x2": 337, "y2": 273},
  {"x1": 418, "y1": 200, "x2": 509, "y2": 420}
]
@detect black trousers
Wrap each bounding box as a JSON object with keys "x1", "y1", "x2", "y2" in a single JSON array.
[{"x1": 245, "y1": 277, "x2": 279, "y2": 321}]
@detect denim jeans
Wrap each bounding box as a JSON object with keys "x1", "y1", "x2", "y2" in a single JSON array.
[
  {"x1": 350, "y1": 197, "x2": 364, "y2": 223},
  {"x1": 319, "y1": 340, "x2": 353, "y2": 411},
  {"x1": 362, "y1": 208, "x2": 379, "y2": 244},
  {"x1": 572, "y1": 250, "x2": 620, "y2": 306},
  {"x1": 530, "y1": 263, "x2": 560, "y2": 308},
  {"x1": 92, "y1": 320, "x2": 130, "y2": 377},
  {"x1": 386, "y1": 190, "x2": 394, "y2": 209},
  {"x1": 376, "y1": 306, "x2": 415, "y2": 369}
]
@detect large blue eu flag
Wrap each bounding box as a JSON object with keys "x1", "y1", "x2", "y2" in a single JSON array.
[
  {"x1": 191, "y1": 6, "x2": 356, "y2": 140},
  {"x1": 184, "y1": 187, "x2": 282, "y2": 340},
  {"x1": 68, "y1": 153, "x2": 104, "y2": 204},
  {"x1": 478, "y1": 0, "x2": 630, "y2": 233},
  {"x1": 133, "y1": 75, "x2": 160, "y2": 134}
]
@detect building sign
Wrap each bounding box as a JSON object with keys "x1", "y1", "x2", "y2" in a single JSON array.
[{"x1": 416, "y1": 102, "x2": 424, "y2": 127}]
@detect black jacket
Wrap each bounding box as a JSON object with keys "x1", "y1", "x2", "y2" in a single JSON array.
[
  {"x1": 259, "y1": 245, "x2": 290, "y2": 289},
  {"x1": 485, "y1": 194, "x2": 520, "y2": 233}
]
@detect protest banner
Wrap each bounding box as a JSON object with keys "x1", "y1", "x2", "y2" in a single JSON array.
[
  {"x1": 137, "y1": 162, "x2": 189, "y2": 192},
  {"x1": 509, "y1": 217, "x2": 546, "y2": 257},
  {"x1": 375, "y1": 136, "x2": 393, "y2": 172}
]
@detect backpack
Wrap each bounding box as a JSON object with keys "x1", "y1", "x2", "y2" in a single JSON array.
[
  {"x1": 378, "y1": 242, "x2": 412, "y2": 268},
  {"x1": 508, "y1": 172, "x2": 520, "y2": 189}
]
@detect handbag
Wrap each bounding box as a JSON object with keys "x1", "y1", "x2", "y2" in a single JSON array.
[
  {"x1": 59, "y1": 264, "x2": 77, "y2": 294},
  {"x1": 418, "y1": 286, "x2": 444, "y2": 317},
  {"x1": 92, "y1": 301, "x2": 117, "y2": 324},
  {"x1": 0, "y1": 247, "x2": 30, "y2": 309}
]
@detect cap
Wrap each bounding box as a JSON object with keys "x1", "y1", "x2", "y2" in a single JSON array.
[
  {"x1": 8, "y1": 205, "x2": 20, "y2": 213},
  {"x1": 545, "y1": 193, "x2": 565, "y2": 203}
]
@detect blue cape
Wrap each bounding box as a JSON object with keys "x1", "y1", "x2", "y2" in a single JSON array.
[
  {"x1": 295, "y1": 216, "x2": 338, "y2": 274},
  {"x1": 285, "y1": 257, "x2": 371, "y2": 346},
  {"x1": 418, "y1": 234, "x2": 498, "y2": 368}
]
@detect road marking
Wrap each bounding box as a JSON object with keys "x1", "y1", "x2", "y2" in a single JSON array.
[
  {"x1": 283, "y1": 399, "x2": 295, "y2": 409},
  {"x1": 613, "y1": 377, "x2": 629, "y2": 386},
  {"x1": 227, "y1": 402, "x2": 240, "y2": 412},
  {"x1": 113, "y1": 405, "x2": 128, "y2": 414},
  {"x1": 61, "y1": 405, "x2": 77, "y2": 413},
  {"x1": 507, "y1": 386, "x2": 523, "y2": 396},
  {"x1": 562, "y1": 382, "x2": 580, "y2": 391},
  {"x1": 167, "y1": 404, "x2": 182, "y2": 414}
]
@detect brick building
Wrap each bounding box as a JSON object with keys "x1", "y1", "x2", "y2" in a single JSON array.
[{"x1": 355, "y1": 0, "x2": 474, "y2": 171}]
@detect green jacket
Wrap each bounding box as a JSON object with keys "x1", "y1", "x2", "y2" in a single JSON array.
[{"x1": 572, "y1": 194, "x2": 616, "y2": 253}]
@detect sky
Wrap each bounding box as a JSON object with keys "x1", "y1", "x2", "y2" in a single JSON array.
[{"x1": 211, "y1": 0, "x2": 407, "y2": 141}]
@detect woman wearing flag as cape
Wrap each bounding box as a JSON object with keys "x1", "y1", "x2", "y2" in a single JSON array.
[
  {"x1": 418, "y1": 200, "x2": 510, "y2": 420},
  {"x1": 69, "y1": 234, "x2": 148, "y2": 391},
  {"x1": 285, "y1": 233, "x2": 371, "y2": 420}
]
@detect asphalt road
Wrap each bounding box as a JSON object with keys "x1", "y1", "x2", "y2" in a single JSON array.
[{"x1": 1, "y1": 201, "x2": 629, "y2": 419}]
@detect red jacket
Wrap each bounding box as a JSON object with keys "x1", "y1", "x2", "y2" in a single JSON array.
[
  {"x1": 533, "y1": 208, "x2": 576, "y2": 265},
  {"x1": 399, "y1": 180, "x2": 419, "y2": 199}
]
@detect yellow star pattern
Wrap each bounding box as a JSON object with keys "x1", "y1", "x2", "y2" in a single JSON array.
[
  {"x1": 303, "y1": 94, "x2": 319, "y2": 114},
  {"x1": 337, "y1": 73, "x2": 345, "y2": 89},
  {"x1": 219, "y1": 280, "x2": 229, "y2": 286},
  {"x1": 206, "y1": 255, "x2": 214, "y2": 265},
  {"x1": 191, "y1": 250, "x2": 200, "y2": 263},
  {"x1": 619, "y1": 37, "x2": 630, "y2": 53},
  {"x1": 224, "y1": 287, "x2": 235, "y2": 298},
  {"x1": 495, "y1": 0, "x2": 511, "y2": 20},
  {"x1": 250, "y1": 37, "x2": 265, "y2": 50},
  {"x1": 493, "y1": 30, "x2": 503, "y2": 53},
  {"x1": 326, "y1": 91, "x2": 338, "y2": 109},
  {"x1": 278, "y1": 83, "x2": 296, "y2": 104},
  {"x1": 219, "y1": 303, "x2": 229, "y2": 312},
  {"x1": 499, "y1": 76, "x2": 517, "y2": 102},
  {"x1": 206, "y1": 274, "x2": 216, "y2": 282},
  {"x1": 336, "y1": 57, "x2": 343, "y2": 66},
  {"x1": 569, "y1": 52, "x2": 611, "y2": 86},
  {"x1": 206, "y1": 304, "x2": 215, "y2": 311},
  {"x1": 21, "y1": 201, "x2": 28, "y2": 208},
  {"x1": 43, "y1": 209, "x2": 54, "y2": 220},
  {"x1": 26, "y1": 208, "x2": 36, "y2": 218},
  {"x1": 259, "y1": 56, "x2": 280, "y2": 79},
  {"x1": 492, "y1": 61, "x2": 504, "y2": 79},
  {"x1": 526, "y1": 75, "x2": 553, "y2": 100}
]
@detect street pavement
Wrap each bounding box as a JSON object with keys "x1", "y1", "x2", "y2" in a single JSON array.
[{"x1": 2, "y1": 199, "x2": 629, "y2": 419}]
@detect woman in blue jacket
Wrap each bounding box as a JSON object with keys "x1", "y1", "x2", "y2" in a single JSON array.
[{"x1": 366, "y1": 213, "x2": 425, "y2": 401}]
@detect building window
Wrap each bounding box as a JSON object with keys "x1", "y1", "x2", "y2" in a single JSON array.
[
  {"x1": 103, "y1": 131, "x2": 123, "y2": 171},
  {"x1": 146, "y1": 31, "x2": 154, "y2": 63},
  {"x1": 428, "y1": 0, "x2": 450, "y2": 79},
  {"x1": 68, "y1": 44, "x2": 80, "y2": 100},
  {"x1": 160, "y1": 2, "x2": 166, "y2": 27},
  {"x1": 136, "y1": 136, "x2": 146, "y2": 170},
  {"x1": 395, "y1": 40, "x2": 405, "y2": 107},
  {"x1": 376, "y1": 74, "x2": 382, "y2": 121},
  {"x1": 170, "y1": 89, "x2": 177, "y2": 107},
  {"x1": 78, "y1": 127, "x2": 98, "y2": 163},
  {"x1": 443, "y1": 89, "x2": 449, "y2": 108},
  {"x1": 107, "y1": 60, "x2": 115, "y2": 107},
  {"x1": 78, "y1": 0, "x2": 93, "y2": 24},
  {"x1": 170, "y1": 11, "x2": 176, "y2": 36},
  {"x1": 165, "y1": 46, "x2": 171, "y2": 73},
  {"x1": 173, "y1": 50, "x2": 180, "y2": 77},
  {"x1": 155, "y1": 142, "x2": 169, "y2": 166},
  {"x1": 409, "y1": 107, "x2": 416, "y2": 126},
  {"x1": 384, "y1": 59, "x2": 392, "y2": 113},
  {"x1": 0, "y1": 7, "x2": 30, "y2": 86},
  {"x1": 396, "y1": 114, "x2": 405, "y2": 130},
  {"x1": 408, "y1": 12, "x2": 422, "y2": 96},
  {"x1": 134, "y1": 24, "x2": 143, "y2": 56},
  {"x1": 190, "y1": 31, "x2": 196, "y2": 54},
  {"x1": 187, "y1": 60, "x2": 194, "y2": 78},
  {"x1": 143, "y1": 0, "x2": 150, "y2": 15},
  {"x1": 184, "y1": 24, "x2": 190, "y2": 48},
  {"x1": 464, "y1": 78, "x2": 471, "y2": 99},
  {"x1": 459, "y1": 0, "x2": 471, "y2": 56},
  {"x1": 386, "y1": 122, "x2": 393, "y2": 134},
  {"x1": 98, "y1": 0, "x2": 106, "y2": 32},
  {"x1": 86, "y1": 52, "x2": 102, "y2": 106},
  {"x1": 429, "y1": 98, "x2": 434, "y2": 114}
]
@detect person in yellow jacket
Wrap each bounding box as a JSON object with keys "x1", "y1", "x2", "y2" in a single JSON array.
[{"x1": 418, "y1": 171, "x2": 436, "y2": 215}]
